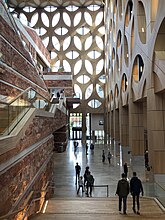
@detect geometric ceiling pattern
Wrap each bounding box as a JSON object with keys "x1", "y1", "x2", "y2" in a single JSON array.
[
  {"x1": 7, "y1": 0, "x2": 104, "y2": 8},
  {"x1": 8, "y1": 1, "x2": 105, "y2": 113}
]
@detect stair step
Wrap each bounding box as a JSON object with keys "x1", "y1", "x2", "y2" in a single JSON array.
[{"x1": 30, "y1": 197, "x2": 165, "y2": 220}]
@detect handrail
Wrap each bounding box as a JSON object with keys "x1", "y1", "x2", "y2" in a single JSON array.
[
  {"x1": 93, "y1": 184, "x2": 109, "y2": 197},
  {"x1": 8, "y1": 87, "x2": 32, "y2": 105},
  {"x1": 0, "y1": 181, "x2": 50, "y2": 220},
  {"x1": 22, "y1": 181, "x2": 50, "y2": 220},
  {"x1": 0, "y1": 182, "x2": 109, "y2": 219},
  {"x1": 0, "y1": 191, "x2": 34, "y2": 219},
  {"x1": 0, "y1": 208, "x2": 24, "y2": 220},
  {"x1": 49, "y1": 182, "x2": 109, "y2": 197},
  {"x1": 9, "y1": 87, "x2": 50, "y2": 105}
]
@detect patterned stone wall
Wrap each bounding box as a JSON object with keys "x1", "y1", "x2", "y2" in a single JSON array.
[
  {"x1": 0, "y1": 2, "x2": 49, "y2": 99},
  {"x1": 104, "y1": 0, "x2": 165, "y2": 176},
  {"x1": 0, "y1": 137, "x2": 53, "y2": 216},
  {"x1": 0, "y1": 108, "x2": 67, "y2": 217}
]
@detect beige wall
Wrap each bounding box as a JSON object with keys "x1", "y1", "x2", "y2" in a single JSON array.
[{"x1": 104, "y1": 0, "x2": 165, "y2": 176}]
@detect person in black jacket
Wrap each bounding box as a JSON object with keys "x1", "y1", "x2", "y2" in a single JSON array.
[
  {"x1": 123, "y1": 162, "x2": 128, "y2": 178},
  {"x1": 130, "y1": 172, "x2": 144, "y2": 215},
  {"x1": 86, "y1": 171, "x2": 94, "y2": 197},
  {"x1": 75, "y1": 162, "x2": 81, "y2": 185},
  {"x1": 116, "y1": 173, "x2": 129, "y2": 214}
]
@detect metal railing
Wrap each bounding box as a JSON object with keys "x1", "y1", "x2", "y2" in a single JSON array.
[
  {"x1": 49, "y1": 182, "x2": 109, "y2": 198},
  {"x1": 93, "y1": 184, "x2": 109, "y2": 197},
  {"x1": 0, "y1": 182, "x2": 50, "y2": 220}
]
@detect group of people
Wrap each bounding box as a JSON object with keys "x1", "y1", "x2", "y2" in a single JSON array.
[
  {"x1": 74, "y1": 144, "x2": 144, "y2": 215},
  {"x1": 75, "y1": 163, "x2": 95, "y2": 197},
  {"x1": 116, "y1": 172, "x2": 144, "y2": 215},
  {"x1": 102, "y1": 150, "x2": 112, "y2": 164},
  {"x1": 56, "y1": 89, "x2": 64, "y2": 99}
]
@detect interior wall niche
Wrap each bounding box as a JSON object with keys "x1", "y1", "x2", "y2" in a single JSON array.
[
  {"x1": 117, "y1": 30, "x2": 121, "y2": 47},
  {"x1": 125, "y1": 0, "x2": 133, "y2": 27},
  {"x1": 151, "y1": 0, "x2": 159, "y2": 31},
  {"x1": 124, "y1": 35, "x2": 129, "y2": 66},
  {"x1": 131, "y1": 17, "x2": 134, "y2": 57},
  {"x1": 132, "y1": 54, "x2": 144, "y2": 82},
  {"x1": 137, "y1": 1, "x2": 147, "y2": 44},
  {"x1": 118, "y1": 0, "x2": 123, "y2": 20},
  {"x1": 121, "y1": 73, "x2": 128, "y2": 92}
]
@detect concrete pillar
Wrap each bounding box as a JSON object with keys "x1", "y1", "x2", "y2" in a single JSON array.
[
  {"x1": 104, "y1": 111, "x2": 108, "y2": 144},
  {"x1": 82, "y1": 111, "x2": 86, "y2": 144},
  {"x1": 92, "y1": 130, "x2": 95, "y2": 143},
  {"x1": 129, "y1": 98, "x2": 144, "y2": 156},
  {"x1": 119, "y1": 105, "x2": 129, "y2": 147},
  {"x1": 147, "y1": 89, "x2": 165, "y2": 174},
  {"x1": 110, "y1": 111, "x2": 114, "y2": 140},
  {"x1": 114, "y1": 109, "x2": 120, "y2": 141}
]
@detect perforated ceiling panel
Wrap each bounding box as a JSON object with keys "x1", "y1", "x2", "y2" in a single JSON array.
[{"x1": 8, "y1": 1, "x2": 105, "y2": 113}]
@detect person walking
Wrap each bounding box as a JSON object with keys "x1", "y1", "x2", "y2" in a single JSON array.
[
  {"x1": 144, "y1": 150, "x2": 149, "y2": 168},
  {"x1": 75, "y1": 162, "x2": 81, "y2": 185},
  {"x1": 86, "y1": 171, "x2": 94, "y2": 197},
  {"x1": 130, "y1": 172, "x2": 144, "y2": 215},
  {"x1": 123, "y1": 162, "x2": 128, "y2": 178},
  {"x1": 86, "y1": 143, "x2": 88, "y2": 155},
  {"x1": 116, "y1": 173, "x2": 129, "y2": 214},
  {"x1": 107, "y1": 151, "x2": 112, "y2": 164},
  {"x1": 83, "y1": 166, "x2": 90, "y2": 187},
  {"x1": 102, "y1": 150, "x2": 105, "y2": 163},
  {"x1": 77, "y1": 176, "x2": 84, "y2": 195}
]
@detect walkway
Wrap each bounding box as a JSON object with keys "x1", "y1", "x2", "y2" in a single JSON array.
[{"x1": 31, "y1": 140, "x2": 165, "y2": 219}]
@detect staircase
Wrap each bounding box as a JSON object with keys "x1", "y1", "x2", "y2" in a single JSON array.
[{"x1": 30, "y1": 197, "x2": 165, "y2": 220}]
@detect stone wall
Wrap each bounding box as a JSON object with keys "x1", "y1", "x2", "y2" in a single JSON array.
[
  {"x1": 0, "y1": 137, "x2": 53, "y2": 216},
  {"x1": 0, "y1": 108, "x2": 67, "y2": 217},
  {"x1": 0, "y1": 10, "x2": 49, "y2": 99}
]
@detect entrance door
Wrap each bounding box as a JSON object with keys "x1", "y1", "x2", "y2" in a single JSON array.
[{"x1": 70, "y1": 113, "x2": 82, "y2": 140}]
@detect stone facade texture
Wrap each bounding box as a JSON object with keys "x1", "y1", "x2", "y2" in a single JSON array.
[
  {"x1": 0, "y1": 108, "x2": 67, "y2": 217},
  {"x1": 0, "y1": 10, "x2": 49, "y2": 99},
  {"x1": 25, "y1": 27, "x2": 51, "y2": 63}
]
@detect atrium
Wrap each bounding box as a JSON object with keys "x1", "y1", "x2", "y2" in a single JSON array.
[{"x1": 0, "y1": 0, "x2": 165, "y2": 219}]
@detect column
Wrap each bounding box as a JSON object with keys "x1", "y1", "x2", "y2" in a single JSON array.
[
  {"x1": 114, "y1": 109, "x2": 120, "y2": 141},
  {"x1": 119, "y1": 104, "x2": 129, "y2": 147},
  {"x1": 129, "y1": 98, "x2": 144, "y2": 156},
  {"x1": 147, "y1": 89, "x2": 165, "y2": 174},
  {"x1": 82, "y1": 111, "x2": 86, "y2": 144}
]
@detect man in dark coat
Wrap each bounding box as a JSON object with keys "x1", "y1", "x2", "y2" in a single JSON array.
[
  {"x1": 86, "y1": 171, "x2": 94, "y2": 197},
  {"x1": 130, "y1": 172, "x2": 144, "y2": 215},
  {"x1": 75, "y1": 162, "x2": 81, "y2": 185},
  {"x1": 123, "y1": 162, "x2": 128, "y2": 178},
  {"x1": 116, "y1": 173, "x2": 129, "y2": 214}
]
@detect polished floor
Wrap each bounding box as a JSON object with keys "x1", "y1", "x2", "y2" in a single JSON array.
[
  {"x1": 31, "y1": 140, "x2": 165, "y2": 219},
  {"x1": 52, "y1": 140, "x2": 163, "y2": 199}
]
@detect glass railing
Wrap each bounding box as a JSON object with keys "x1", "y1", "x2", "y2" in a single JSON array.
[
  {"x1": 143, "y1": 181, "x2": 165, "y2": 208},
  {"x1": 154, "y1": 182, "x2": 165, "y2": 208},
  {"x1": 0, "y1": 87, "x2": 50, "y2": 135}
]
